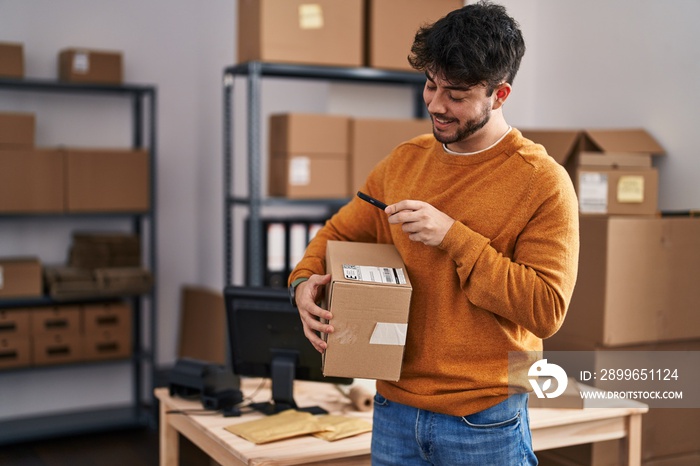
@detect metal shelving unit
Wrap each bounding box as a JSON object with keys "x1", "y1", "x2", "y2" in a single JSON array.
[
  {"x1": 0, "y1": 77, "x2": 157, "y2": 444},
  {"x1": 223, "y1": 61, "x2": 426, "y2": 286}
]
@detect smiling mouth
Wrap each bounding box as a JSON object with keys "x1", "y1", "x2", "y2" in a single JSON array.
[{"x1": 432, "y1": 115, "x2": 455, "y2": 130}]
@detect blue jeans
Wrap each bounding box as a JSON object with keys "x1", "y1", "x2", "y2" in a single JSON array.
[{"x1": 371, "y1": 392, "x2": 537, "y2": 466}]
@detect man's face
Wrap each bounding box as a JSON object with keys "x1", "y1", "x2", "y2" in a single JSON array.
[{"x1": 423, "y1": 73, "x2": 493, "y2": 152}]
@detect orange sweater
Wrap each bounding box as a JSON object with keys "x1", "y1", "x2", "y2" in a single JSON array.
[{"x1": 289, "y1": 128, "x2": 579, "y2": 416}]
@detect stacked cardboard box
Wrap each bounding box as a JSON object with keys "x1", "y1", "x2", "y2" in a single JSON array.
[
  {"x1": 349, "y1": 117, "x2": 432, "y2": 193},
  {"x1": 237, "y1": 0, "x2": 364, "y2": 67},
  {"x1": 366, "y1": 0, "x2": 463, "y2": 71},
  {"x1": 1, "y1": 112, "x2": 148, "y2": 213},
  {"x1": 0, "y1": 309, "x2": 32, "y2": 369},
  {"x1": 0, "y1": 303, "x2": 132, "y2": 370},
  {"x1": 236, "y1": 0, "x2": 465, "y2": 71},
  {"x1": 521, "y1": 128, "x2": 664, "y2": 216},
  {"x1": 268, "y1": 113, "x2": 432, "y2": 199},
  {"x1": 0, "y1": 257, "x2": 43, "y2": 299},
  {"x1": 521, "y1": 129, "x2": 700, "y2": 464},
  {"x1": 0, "y1": 42, "x2": 24, "y2": 78},
  {"x1": 58, "y1": 48, "x2": 123, "y2": 85},
  {"x1": 268, "y1": 113, "x2": 351, "y2": 199}
]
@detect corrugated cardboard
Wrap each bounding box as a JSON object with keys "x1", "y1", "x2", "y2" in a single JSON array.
[
  {"x1": 576, "y1": 167, "x2": 658, "y2": 215},
  {"x1": 82, "y1": 304, "x2": 132, "y2": 362},
  {"x1": 0, "y1": 42, "x2": 24, "y2": 78},
  {"x1": 32, "y1": 331, "x2": 83, "y2": 366},
  {"x1": 0, "y1": 335, "x2": 31, "y2": 370},
  {"x1": 0, "y1": 309, "x2": 32, "y2": 336},
  {"x1": 31, "y1": 306, "x2": 81, "y2": 336},
  {"x1": 366, "y1": 0, "x2": 463, "y2": 70},
  {"x1": 177, "y1": 286, "x2": 226, "y2": 365},
  {"x1": 0, "y1": 148, "x2": 65, "y2": 213},
  {"x1": 269, "y1": 114, "x2": 350, "y2": 198},
  {"x1": 0, "y1": 257, "x2": 43, "y2": 298},
  {"x1": 349, "y1": 117, "x2": 432, "y2": 192},
  {"x1": 237, "y1": 0, "x2": 364, "y2": 67},
  {"x1": 323, "y1": 241, "x2": 412, "y2": 381},
  {"x1": 521, "y1": 128, "x2": 664, "y2": 215},
  {"x1": 549, "y1": 215, "x2": 700, "y2": 347},
  {"x1": 58, "y1": 48, "x2": 123, "y2": 84},
  {"x1": 64, "y1": 148, "x2": 150, "y2": 212},
  {"x1": 0, "y1": 113, "x2": 35, "y2": 149},
  {"x1": 541, "y1": 340, "x2": 700, "y2": 464}
]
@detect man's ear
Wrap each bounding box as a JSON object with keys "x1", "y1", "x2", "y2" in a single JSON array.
[{"x1": 492, "y1": 83, "x2": 512, "y2": 109}]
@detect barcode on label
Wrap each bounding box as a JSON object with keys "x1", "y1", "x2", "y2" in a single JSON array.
[{"x1": 342, "y1": 265, "x2": 406, "y2": 285}]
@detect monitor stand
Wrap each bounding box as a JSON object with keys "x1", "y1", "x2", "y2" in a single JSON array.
[{"x1": 249, "y1": 349, "x2": 327, "y2": 415}]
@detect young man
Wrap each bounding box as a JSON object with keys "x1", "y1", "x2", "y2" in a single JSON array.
[{"x1": 288, "y1": 1, "x2": 579, "y2": 464}]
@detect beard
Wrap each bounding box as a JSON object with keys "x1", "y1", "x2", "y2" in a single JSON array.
[{"x1": 431, "y1": 103, "x2": 491, "y2": 146}]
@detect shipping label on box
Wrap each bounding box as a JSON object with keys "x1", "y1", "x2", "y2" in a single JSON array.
[
  {"x1": 577, "y1": 168, "x2": 658, "y2": 215},
  {"x1": 323, "y1": 241, "x2": 412, "y2": 381},
  {"x1": 237, "y1": 0, "x2": 364, "y2": 67},
  {"x1": 58, "y1": 48, "x2": 123, "y2": 84}
]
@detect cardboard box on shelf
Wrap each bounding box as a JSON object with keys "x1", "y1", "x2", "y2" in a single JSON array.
[
  {"x1": 82, "y1": 302, "x2": 132, "y2": 362},
  {"x1": 0, "y1": 309, "x2": 32, "y2": 337},
  {"x1": 32, "y1": 331, "x2": 83, "y2": 366},
  {"x1": 0, "y1": 42, "x2": 24, "y2": 78},
  {"x1": 0, "y1": 113, "x2": 35, "y2": 149},
  {"x1": 64, "y1": 148, "x2": 150, "y2": 212},
  {"x1": 0, "y1": 257, "x2": 43, "y2": 299},
  {"x1": 269, "y1": 113, "x2": 350, "y2": 199},
  {"x1": 366, "y1": 0, "x2": 463, "y2": 71},
  {"x1": 349, "y1": 117, "x2": 432, "y2": 192},
  {"x1": 323, "y1": 241, "x2": 412, "y2": 381},
  {"x1": 237, "y1": 0, "x2": 364, "y2": 67},
  {"x1": 69, "y1": 232, "x2": 141, "y2": 269},
  {"x1": 548, "y1": 215, "x2": 700, "y2": 347},
  {"x1": 521, "y1": 128, "x2": 665, "y2": 215},
  {"x1": 58, "y1": 48, "x2": 123, "y2": 84},
  {"x1": 31, "y1": 306, "x2": 82, "y2": 336},
  {"x1": 0, "y1": 148, "x2": 65, "y2": 213},
  {"x1": 0, "y1": 335, "x2": 31, "y2": 370}
]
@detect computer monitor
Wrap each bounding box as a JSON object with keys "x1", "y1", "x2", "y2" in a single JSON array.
[{"x1": 224, "y1": 285, "x2": 353, "y2": 415}]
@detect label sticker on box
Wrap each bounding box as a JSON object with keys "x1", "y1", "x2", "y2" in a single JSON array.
[
  {"x1": 578, "y1": 172, "x2": 608, "y2": 213},
  {"x1": 289, "y1": 156, "x2": 310, "y2": 186},
  {"x1": 370, "y1": 323, "x2": 408, "y2": 346},
  {"x1": 617, "y1": 175, "x2": 645, "y2": 203},
  {"x1": 298, "y1": 4, "x2": 324, "y2": 29},
  {"x1": 72, "y1": 52, "x2": 90, "y2": 74},
  {"x1": 342, "y1": 265, "x2": 406, "y2": 285},
  {"x1": 0, "y1": 265, "x2": 4, "y2": 289}
]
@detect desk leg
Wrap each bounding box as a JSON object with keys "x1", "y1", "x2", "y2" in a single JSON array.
[
  {"x1": 624, "y1": 413, "x2": 643, "y2": 466},
  {"x1": 159, "y1": 398, "x2": 180, "y2": 466}
]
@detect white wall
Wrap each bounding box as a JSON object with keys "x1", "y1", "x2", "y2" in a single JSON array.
[{"x1": 2, "y1": 0, "x2": 700, "y2": 414}]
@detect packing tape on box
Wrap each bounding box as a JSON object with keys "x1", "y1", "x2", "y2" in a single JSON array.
[{"x1": 369, "y1": 322, "x2": 407, "y2": 345}]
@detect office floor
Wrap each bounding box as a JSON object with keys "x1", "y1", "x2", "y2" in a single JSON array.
[{"x1": 0, "y1": 428, "x2": 159, "y2": 466}]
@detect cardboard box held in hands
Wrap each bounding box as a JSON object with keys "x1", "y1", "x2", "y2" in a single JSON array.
[{"x1": 323, "y1": 241, "x2": 412, "y2": 381}]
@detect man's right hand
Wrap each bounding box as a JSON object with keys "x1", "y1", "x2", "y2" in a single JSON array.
[{"x1": 295, "y1": 274, "x2": 334, "y2": 353}]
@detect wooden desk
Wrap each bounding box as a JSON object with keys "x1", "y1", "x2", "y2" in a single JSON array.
[{"x1": 156, "y1": 379, "x2": 648, "y2": 466}]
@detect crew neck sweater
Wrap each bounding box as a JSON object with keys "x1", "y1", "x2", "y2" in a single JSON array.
[{"x1": 289, "y1": 128, "x2": 579, "y2": 416}]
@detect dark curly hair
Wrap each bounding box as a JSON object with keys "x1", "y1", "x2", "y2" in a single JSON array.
[{"x1": 408, "y1": 1, "x2": 525, "y2": 95}]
